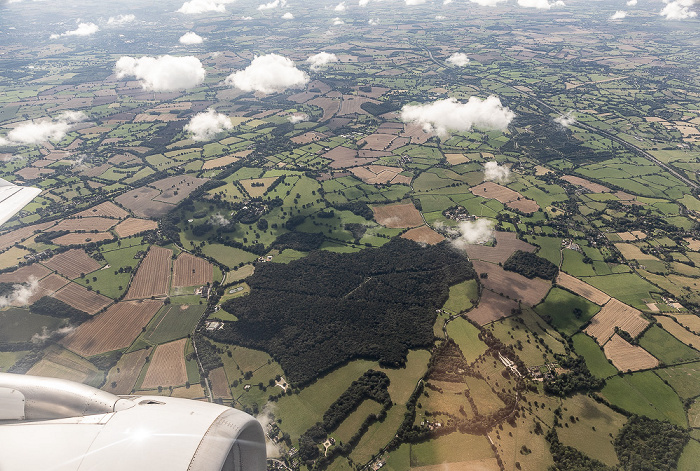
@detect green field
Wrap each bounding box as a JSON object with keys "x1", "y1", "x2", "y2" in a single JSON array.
[
  {"x1": 349, "y1": 406, "x2": 405, "y2": 465},
  {"x1": 654, "y1": 362, "x2": 700, "y2": 400},
  {"x1": 409, "y1": 432, "x2": 495, "y2": 467},
  {"x1": 145, "y1": 304, "x2": 206, "y2": 344},
  {"x1": 638, "y1": 325, "x2": 700, "y2": 365},
  {"x1": 201, "y1": 244, "x2": 258, "y2": 268},
  {"x1": 526, "y1": 235, "x2": 562, "y2": 266},
  {"x1": 601, "y1": 371, "x2": 687, "y2": 427},
  {"x1": 572, "y1": 333, "x2": 618, "y2": 378},
  {"x1": 581, "y1": 273, "x2": 659, "y2": 310},
  {"x1": 442, "y1": 279, "x2": 478, "y2": 313},
  {"x1": 332, "y1": 399, "x2": 383, "y2": 443},
  {"x1": 0, "y1": 350, "x2": 27, "y2": 372},
  {"x1": 0, "y1": 308, "x2": 64, "y2": 343},
  {"x1": 677, "y1": 439, "x2": 700, "y2": 471},
  {"x1": 446, "y1": 317, "x2": 487, "y2": 363},
  {"x1": 535, "y1": 287, "x2": 601, "y2": 336}
]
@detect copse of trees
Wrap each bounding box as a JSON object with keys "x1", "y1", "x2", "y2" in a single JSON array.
[
  {"x1": 503, "y1": 250, "x2": 558, "y2": 281},
  {"x1": 543, "y1": 356, "x2": 605, "y2": 397},
  {"x1": 614, "y1": 416, "x2": 689, "y2": 471},
  {"x1": 209, "y1": 238, "x2": 476, "y2": 385}
]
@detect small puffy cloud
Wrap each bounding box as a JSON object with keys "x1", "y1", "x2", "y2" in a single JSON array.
[
  {"x1": 307, "y1": 52, "x2": 339, "y2": 71},
  {"x1": 626, "y1": 0, "x2": 637, "y2": 5},
  {"x1": 435, "y1": 15, "x2": 446, "y2": 19},
  {"x1": 334, "y1": 2, "x2": 346, "y2": 10},
  {"x1": 115, "y1": 55, "x2": 206, "y2": 91},
  {"x1": 288, "y1": 113, "x2": 308, "y2": 124},
  {"x1": 406, "y1": 0, "x2": 427, "y2": 4},
  {"x1": 368, "y1": 18, "x2": 378, "y2": 24},
  {"x1": 225, "y1": 53, "x2": 309, "y2": 94},
  {"x1": 660, "y1": 0, "x2": 697, "y2": 19},
  {"x1": 179, "y1": 32, "x2": 203, "y2": 44},
  {"x1": 517, "y1": 0, "x2": 565, "y2": 9},
  {"x1": 446, "y1": 52, "x2": 469, "y2": 67},
  {"x1": 50, "y1": 22, "x2": 99, "y2": 39},
  {"x1": 359, "y1": 0, "x2": 369, "y2": 5},
  {"x1": 400, "y1": 96, "x2": 515, "y2": 137},
  {"x1": 610, "y1": 10, "x2": 627, "y2": 19},
  {"x1": 258, "y1": 0, "x2": 287, "y2": 10},
  {"x1": 470, "y1": 0, "x2": 507, "y2": 5},
  {"x1": 241, "y1": 15, "x2": 253, "y2": 20},
  {"x1": 444, "y1": 0, "x2": 453, "y2": 3},
  {"x1": 332, "y1": 17, "x2": 345, "y2": 24},
  {"x1": 451, "y1": 219, "x2": 495, "y2": 248},
  {"x1": 185, "y1": 109, "x2": 232, "y2": 141},
  {"x1": 483, "y1": 161, "x2": 510, "y2": 183},
  {"x1": 282, "y1": 11, "x2": 294, "y2": 19},
  {"x1": 0, "y1": 277, "x2": 38, "y2": 308},
  {"x1": 554, "y1": 111, "x2": 576, "y2": 128},
  {"x1": 177, "y1": 0, "x2": 234, "y2": 14},
  {"x1": 1, "y1": 111, "x2": 86, "y2": 146},
  {"x1": 107, "y1": 14, "x2": 136, "y2": 25}
]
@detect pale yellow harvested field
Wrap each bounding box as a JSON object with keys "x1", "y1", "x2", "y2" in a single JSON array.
[
  {"x1": 685, "y1": 238, "x2": 700, "y2": 252},
  {"x1": 617, "y1": 232, "x2": 637, "y2": 242},
  {"x1": 72, "y1": 201, "x2": 128, "y2": 219},
  {"x1": 53, "y1": 232, "x2": 114, "y2": 246},
  {"x1": 672, "y1": 314, "x2": 700, "y2": 333},
  {"x1": 465, "y1": 231, "x2": 535, "y2": 264},
  {"x1": 0, "y1": 263, "x2": 51, "y2": 283},
  {"x1": 52, "y1": 217, "x2": 118, "y2": 232},
  {"x1": 614, "y1": 243, "x2": 659, "y2": 261},
  {"x1": 209, "y1": 367, "x2": 232, "y2": 399},
  {"x1": 655, "y1": 316, "x2": 700, "y2": 348},
  {"x1": 141, "y1": 338, "x2": 188, "y2": 389},
  {"x1": 561, "y1": 175, "x2": 610, "y2": 193},
  {"x1": 401, "y1": 226, "x2": 445, "y2": 245},
  {"x1": 172, "y1": 252, "x2": 213, "y2": 287},
  {"x1": 61, "y1": 300, "x2": 161, "y2": 356},
  {"x1": 603, "y1": 334, "x2": 658, "y2": 372},
  {"x1": 445, "y1": 153, "x2": 469, "y2": 165},
  {"x1": 202, "y1": 155, "x2": 240, "y2": 170},
  {"x1": 126, "y1": 246, "x2": 172, "y2": 299},
  {"x1": 466, "y1": 290, "x2": 518, "y2": 325},
  {"x1": 372, "y1": 202, "x2": 423, "y2": 228},
  {"x1": 413, "y1": 459, "x2": 500, "y2": 471},
  {"x1": 556, "y1": 272, "x2": 610, "y2": 305},
  {"x1": 53, "y1": 283, "x2": 113, "y2": 315},
  {"x1": 585, "y1": 298, "x2": 649, "y2": 344},
  {"x1": 114, "y1": 218, "x2": 158, "y2": 238},
  {"x1": 27, "y1": 347, "x2": 100, "y2": 384},
  {"x1": 349, "y1": 165, "x2": 405, "y2": 184},
  {"x1": 103, "y1": 349, "x2": 150, "y2": 395},
  {"x1": 42, "y1": 248, "x2": 101, "y2": 280},
  {"x1": 0, "y1": 221, "x2": 56, "y2": 251}
]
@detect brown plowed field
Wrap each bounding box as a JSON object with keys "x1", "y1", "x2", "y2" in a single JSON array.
[
  {"x1": 150, "y1": 175, "x2": 209, "y2": 204},
  {"x1": 556, "y1": 272, "x2": 610, "y2": 305},
  {"x1": 103, "y1": 349, "x2": 150, "y2": 395},
  {"x1": 349, "y1": 165, "x2": 405, "y2": 185},
  {"x1": 0, "y1": 221, "x2": 57, "y2": 251},
  {"x1": 472, "y1": 260, "x2": 551, "y2": 306},
  {"x1": 470, "y1": 182, "x2": 539, "y2": 214},
  {"x1": 372, "y1": 202, "x2": 424, "y2": 228},
  {"x1": 561, "y1": 175, "x2": 610, "y2": 193},
  {"x1": 467, "y1": 290, "x2": 519, "y2": 325},
  {"x1": 140, "y1": 338, "x2": 188, "y2": 389},
  {"x1": 323, "y1": 146, "x2": 376, "y2": 169},
  {"x1": 23, "y1": 274, "x2": 70, "y2": 305},
  {"x1": 53, "y1": 283, "x2": 113, "y2": 315},
  {"x1": 603, "y1": 334, "x2": 658, "y2": 372},
  {"x1": 52, "y1": 232, "x2": 114, "y2": 246},
  {"x1": 172, "y1": 252, "x2": 213, "y2": 287},
  {"x1": 308, "y1": 97, "x2": 340, "y2": 121},
  {"x1": 125, "y1": 246, "x2": 172, "y2": 299},
  {"x1": 400, "y1": 226, "x2": 445, "y2": 245},
  {"x1": 357, "y1": 134, "x2": 397, "y2": 151},
  {"x1": 0, "y1": 263, "x2": 51, "y2": 283},
  {"x1": 115, "y1": 186, "x2": 174, "y2": 219},
  {"x1": 209, "y1": 367, "x2": 232, "y2": 399},
  {"x1": 465, "y1": 231, "x2": 535, "y2": 264},
  {"x1": 585, "y1": 298, "x2": 649, "y2": 344},
  {"x1": 52, "y1": 217, "x2": 118, "y2": 232},
  {"x1": 72, "y1": 201, "x2": 128, "y2": 219},
  {"x1": 114, "y1": 218, "x2": 158, "y2": 238},
  {"x1": 61, "y1": 300, "x2": 162, "y2": 356},
  {"x1": 42, "y1": 249, "x2": 101, "y2": 279}
]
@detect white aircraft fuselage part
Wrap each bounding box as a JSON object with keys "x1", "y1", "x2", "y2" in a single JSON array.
[{"x1": 0, "y1": 373, "x2": 267, "y2": 471}]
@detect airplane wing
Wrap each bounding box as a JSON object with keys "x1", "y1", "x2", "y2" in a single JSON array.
[
  {"x1": 0, "y1": 178, "x2": 41, "y2": 227},
  {"x1": 0, "y1": 373, "x2": 267, "y2": 471}
]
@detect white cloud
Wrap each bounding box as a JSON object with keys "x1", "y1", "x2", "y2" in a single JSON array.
[
  {"x1": 626, "y1": 0, "x2": 637, "y2": 5},
  {"x1": 258, "y1": 0, "x2": 287, "y2": 10},
  {"x1": 359, "y1": 0, "x2": 370, "y2": 5},
  {"x1": 334, "y1": 2, "x2": 346, "y2": 10},
  {"x1": 307, "y1": 52, "x2": 339, "y2": 71},
  {"x1": 225, "y1": 54, "x2": 309, "y2": 94},
  {"x1": 368, "y1": 18, "x2": 378, "y2": 24},
  {"x1": 179, "y1": 32, "x2": 204, "y2": 44},
  {"x1": 451, "y1": 219, "x2": 495, "y2": 248},
  {"x1": 400, "y1": 96, "x2": 515, "y2": 137},
  {"x1": 107, "y1": 14, "x2": 136, "y2": 25},
  {"x1": 406, "y1": 0, "x2": 427, "y2": 4},
  {"x1": 32, "y1": 325, "x2": 76, "y2": 344},
  {"x1": 444, "y1": 0, "x2": 453, "y2": 3},
  {"x1": 446, "y1": 52, "x2": 469, "y2": 67},
  {"x1": 1, "y1": 111, "x2": 86, "y2": 146},
  {"x1": 50, "y1": 22, "x2": 99, "y2": 39},
  {"x1": 333, "y1": 17, "x2": 345, "y2": 24},
  {"x1": 470, "y1": 0, "x2": 507, "y2": 5},
  {"x1": 517, "y1": 0, "x2": 565, "y2": 9},
  {"x1": 0, "y1": 277, "x2": 38, "y2": 308},
  {"x1": 282, "y1": 12, "x2": 294, "y2": 19},
  {"x1": 185, "y1": 109, "x2": 232, "y2": 141},
  {"x1": 660, "y1": 0, "x2": 697, "y2": 19},
  {"x1": 435, "y1": 15, "x2": 445, "y2": 19},
  {"x1": 554, "y1": 111, "x2": 576, "y2": 128},
  {"x1": 288, "y1": 113, "x2": 308, "y2": 124},
  {"x1": 115, "y1": 55, "x2": 206, "y2": 91},
  {"x1": 241, "y1": 15, "x2": 254, "y2": 20},
  {"x1": 610, "y1": 10, "x2": 627, "y2": 19},
  {"x1": 177, "y1": 0, "x2": 235, "y2": 14},
  {"x1": 483, "y1": 161, "x2": 510, "y2": 183},
  {"x1": 210, "y1": 213, "x2": 230, "y2": 227}
]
